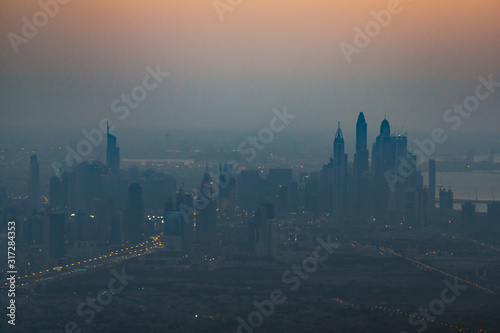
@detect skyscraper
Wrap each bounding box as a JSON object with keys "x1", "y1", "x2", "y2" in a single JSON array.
[
  {"x1": 124, "y1": 183, "x2": 144, "y2": 243},
  {"x1": 428, "y1": 159, "x2": 436, "y2": 210},
  {"x1": 354, "y1": 112, "x2": 369, "y2": 176},
  {"x1": 196, "y1": 167, "x2": 217, "y2": 246},
  {"x1": 49, "y1": 212, "x2": 65, "y2": 259},
  {"x1": 106, "y1": 122, "x2": 120, "y2": 176},
  {"x1": 29, "y1": 154, "x2": 40, "y2": 208},
  {"x1": 353, "y1": 113, "x2": 370, "y2": 217},
  {"x1": 333, "y1": 122, "x2": 348, "y2": 218},
  {"x1": 371, "y1": 118, "x2": 394, "y2": 214}
]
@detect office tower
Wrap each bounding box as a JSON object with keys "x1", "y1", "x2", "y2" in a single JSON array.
[
  {"x1": 70, "y1": 161, "x2": 105, "y2": 212},
  {"x1": 439, "y1": 187, "x2": 453, "y2": 211},
  {"x1": 49, "y1": 212, "x2": 65, "y2": 259},
  {"x1": 269, "y1": 169, "x2": 293, "y2": 189},
  {"x1": 428, "y1": 159, "x2": 436, "y2": 210},
  {"x1": 354, "y1": 112, "x2": 369, "y2": 176},
  {"x1": 461, "y1": 202, "x2": 475, "y2": 228},
  {"x1": 248, "y1": 204, "x2": 276, "y2": 257},
  {"x1": 353, "y1": 113, "x2": 370, "y2": 217},
  {"x1": 303, "y1": 172, "x2": 320, "y2": 216},
  {"x1": 196, "y1": 167, "x2": 217, "y2": 246},
  {"x1": 237, "y1": 170, "x2": 266, "y2": 214},
  {"x1": 404, "y1": 187, "x2": 428, "y2": 227},
  {"x1": 178, "y1": 189, "x2": 194, "y2": 253},
  {"x1": 50, "y1": 175, "x2": 69, "y2": 208},
  {"x1": 29, "y1": 155, "x2": 40, "y2": 208},
  {"x1": 333, "y1": 122, "x2": 348, "y2": 218},
  {"x1": 371, "y1": 117, "x2": 412, "y2": 214},
  {"x1": 124, "y1": 184, "x2": 144, "y2": 243},
  {"x1": 371, "y1": 118, "x2": 392, "y2": 214},
  {"x1": 219, "y1": 163, "x2": 237, "y2": 219},
  {"x1": 269, "y1": 168, "x2": 293, "y2": 218},
  {"x1": 164, "y1": 209, "x2": 182, "y2": 252},
  {"x1": 106, "y1": 122, "x2": 120, "y2": 176},
  {"x1": 389, "y1": 134, "x2": 409, "y2": 213}
]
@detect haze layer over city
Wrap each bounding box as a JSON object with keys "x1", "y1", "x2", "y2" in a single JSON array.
[{"x1": 0, "y1": 1, "x2": 499, "y2": 332}]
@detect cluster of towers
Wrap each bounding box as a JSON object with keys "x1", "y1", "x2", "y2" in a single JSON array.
[{"x1": 319, "y1": 112, "x2": 431, "y2": 225}]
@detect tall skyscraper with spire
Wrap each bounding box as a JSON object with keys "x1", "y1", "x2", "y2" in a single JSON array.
[
  {"x1": 354, "y1": 112, "x2": 369, "y2": 176},
  {"x1": 333, "y1": 122, "x2": 348, "y2": 218},
  {"x1": 106, "y1": 122, "x2": 120, "y2": 176},
  {"x1": 353, "y1": 113, "x2": 370, "y2": 216}
]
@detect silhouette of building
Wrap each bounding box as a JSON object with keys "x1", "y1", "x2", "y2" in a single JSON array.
[
  {"x1": 372, "y1": 118, "x2": 393, "y2": 214},
  {"x1": 106, "y1": 122, "x2": 120, "y2": 176},
  {"x1": 353, "y1": 113, "x2": 370, "y2": 216},
  {"x1": 269, "y1": 168, "x2": 293, "y2": 218},
  {"x1": 124, "y1": 183, "x2": 144, "y2": 243},
  {"x1": 219, "y1": 163, "x2": 237, "y2": 219},
  {"x1": 461, "y1": 202, "x2": 475, "y2": 228},
  {"x1": 237, "y1": 170, "x2": 266, "y2": 214},
  {"x1": 196, "y1": 167, "x2": 217, "y2": 246},
  {"x1": 175, "y1": 186, "x2": 194, "y2": 253},
  {"x1": 248, "y1": 204, "x2": 276, "y2": 257},
  {"x1": 354, "y1": 112, "x2": 369, "y2": 176},
  {"x1": 428, "y1": 159, "x2": 436, "y2": 210},
  {"x1": 164, "y1": 206, "x2": 182, "y2": 252},
  {"x1": 49, "y1": 212, "x2": 65, "y2": 259},
  {"x1": 439, "y1": 187, "x2": 453, "y2": 212},
  {"x1": 332, "y1": 122, "x2": 348, "y2": 218}
]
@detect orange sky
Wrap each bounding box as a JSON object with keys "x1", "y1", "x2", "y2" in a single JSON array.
[{"x1": 1, "y1": 0, "x2": 499, "y2": 131}]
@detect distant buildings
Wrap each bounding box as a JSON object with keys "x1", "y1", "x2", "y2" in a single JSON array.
[
  {"x1": 106, "y1": 122, "x2": 120, "y2": 176},
  {"x1": 124, "y1": 183, "x2": 144, "y2": 242}
]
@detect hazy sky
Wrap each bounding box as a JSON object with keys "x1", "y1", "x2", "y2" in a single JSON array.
[{"x1": 1, "y1": 0, "x2": 499, "y2": 134}]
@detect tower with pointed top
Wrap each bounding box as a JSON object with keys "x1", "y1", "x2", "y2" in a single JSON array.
[
  {"x1": 354, "y1": 112, "x2": 369, "y2": 176},
  {"x1": 106, "y1": 122, "x2": 120, "y2": 176},
  {"x1": 333, "y1": 122, "x2": 348, "y2": 218}
]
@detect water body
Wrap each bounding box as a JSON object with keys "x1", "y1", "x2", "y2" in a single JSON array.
[{"x1": 422, "y1": 171, "x2": 500, "y2": 212}]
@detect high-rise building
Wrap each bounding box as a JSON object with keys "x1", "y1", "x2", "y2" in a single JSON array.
[
  {"x1": 269, "y1": 168, "x2": 293, "y2": 218},
  {"x1": 237, "y1": 170, "x2": 266, "y2": 214},
  {"x1": 354, "y1": 112, "x2": 369, "y2": 176},
  {"x1": 50, "y1": 175, "x2": 69, "y2": 208},
  {"x1": 219, "y1": 163, "x2": 237, "y2": 219},
  {"x1": 106, "y1": 122, "x2": 120, "y2": 176},
  {"x1": 371, "y1": 118, "x2": 393, "y2": 214},
  {"x1": 164, "y1": 209, "x2": 182, "y2": 252},
  {"x1": 248, "y1": 204, "x2": 276, "y2": 257},
  {"x1": 439, "y1": 187, "x2": 453, "y2": 212},
  {"x1": 196, "y1": 167, "x2": 217, "y2": 246},
  {"x1": 29, "y1": 155, "x2": 40, "y2": 208},
  {"x1": 333, "y1": 122, "x2": 348, "y2": 218},
  {"x1": 124, "y1": 183, "x2": 144, "y2": 243},
  {"x1": 353, "y1": 113, "x2": 370, "y2": 216},
  {"x1": 461, "y1": 202, "x2": 475, "y2": 228},
  {"x1": 49, "y1": 212, "x2": 65, "y2": 259},
  {"x1": 428, "y1": 159, "x2": 436, "y2": 210}
]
